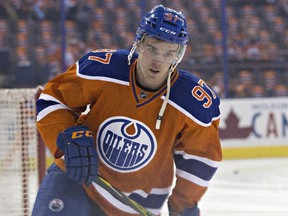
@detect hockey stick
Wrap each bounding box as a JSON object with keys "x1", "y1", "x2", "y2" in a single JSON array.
[
  {"x1": 75, "y1": 118, "x2": 154, "y2": 215},
  {"x1": 94, "y1": 175, "x2": 155, "y2": 216}
]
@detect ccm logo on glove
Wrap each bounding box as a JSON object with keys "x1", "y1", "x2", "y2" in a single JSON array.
[
  {"x1": 57, "y1": 126, "x2": 98, "y2": 185},
  {"x1": 71, "y1": 130, "x2": 92, "y2": 139}
]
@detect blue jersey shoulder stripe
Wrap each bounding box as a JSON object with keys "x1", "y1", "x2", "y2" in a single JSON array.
[
  {"x1": 170, "y1": 70, "x2": 220, "y2": 125},
  {"x1": 76, "y1": 49, "x2": 137, "y2": 83}
]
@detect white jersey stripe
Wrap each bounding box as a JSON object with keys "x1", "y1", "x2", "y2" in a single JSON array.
[
  {"x1": 161, "y1": 95, "x2": 221, "y2": 127},
  {"x1": 92, "y1": 182, "x2": 138, "y2": 214},
  {"x1": 176, "y1": 169, "x2": 210, "y2": 187},
  {"x1": 174, "y1": 150, "x2": 220, "y2": 168},
  {"x1": 37, "y1": 93, "x2": 73, "y2": 122},
  {"x1": 92, "y1": 182, "x2": 163, "y2": 215},
  {"x1": 126, "y1": 186, "x2": 172, "y2": 198},
  {"x1": 76, "y1": 61, "x2": 130, "y2": 86},
  {"x1": 37, "y1": 104, "x2": 68, "y2": 122}
]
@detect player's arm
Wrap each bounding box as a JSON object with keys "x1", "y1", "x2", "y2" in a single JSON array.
[
  {"x1": 36, "y1": 63, "x2": 89, "y2": 158},
  {"x1": 37, "y1": 50, "x2": 124, "y2": 184},
  {"x1": 36, "y1": 52, "x2": 109, "y2": 184},
  {"x1": 36, "y1": 50, "x2": 111, "y2": 157},
  {"x1": 168, "y1": 118, "x2": 222, "y2": 215},
  {"x1": 168, "y1": 80, "x2": 222, "y2": 215}
]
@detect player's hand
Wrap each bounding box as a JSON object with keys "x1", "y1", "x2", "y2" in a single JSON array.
[
  {"x1": 168, "y1": 203, "x2": 200, "y2": 216},
  {"x1": 56, "y1": 126, "x2": 98, "y2": 185}
]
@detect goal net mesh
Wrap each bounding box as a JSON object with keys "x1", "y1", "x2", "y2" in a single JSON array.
[{"x1": 0, "y1": 88, "x2": 45, "y2": 216}]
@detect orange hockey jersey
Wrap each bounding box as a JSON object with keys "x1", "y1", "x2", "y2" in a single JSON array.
[{"x1": 36, "y1": 49, "x2": 222, "y2": 215}]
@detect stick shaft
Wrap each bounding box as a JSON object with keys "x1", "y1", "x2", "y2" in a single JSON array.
[{"x1": 94, "y1": 176, "x2": 155, "y2": 216}]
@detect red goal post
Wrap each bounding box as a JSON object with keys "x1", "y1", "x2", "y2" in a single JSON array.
[{"x1": 0, "y1": 87, "x2": 46, "y2": 216}]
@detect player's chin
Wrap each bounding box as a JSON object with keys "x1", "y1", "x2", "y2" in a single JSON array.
[{"x1": 147, "y1": 73, "x2": 161, "y2": 82}]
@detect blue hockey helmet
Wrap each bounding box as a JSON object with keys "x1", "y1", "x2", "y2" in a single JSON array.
[{"x1": 135, "y1": 5, "x2": 189, "y2": 45}]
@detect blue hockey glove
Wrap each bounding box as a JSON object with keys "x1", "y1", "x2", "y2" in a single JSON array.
[
  {"x1": 56, "y1": 126, "x2": 98, "y2": 185},
  {"x1": 168, "y1": 203, "x2": 200, "y2": 216}
]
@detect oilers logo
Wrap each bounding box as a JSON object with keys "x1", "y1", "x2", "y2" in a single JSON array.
[{"x1": 97, "y1": 116, "x2": 157, "y2": 173}]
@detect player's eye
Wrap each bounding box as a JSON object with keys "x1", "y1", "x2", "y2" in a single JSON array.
[
  {"x1": 147, "y1": 46, "x2": 156, "y2": 54},
  {"x1": 164, "y1": 52, "x2": 173, "y2": 58}
]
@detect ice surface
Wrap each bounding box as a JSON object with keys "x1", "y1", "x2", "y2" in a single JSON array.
[
  {"x1": 2, "y1": 158, "x2": 286, "y2": 215},
  {"x1": 162, "y1": 157, "x2": 288, "y2": 216}
]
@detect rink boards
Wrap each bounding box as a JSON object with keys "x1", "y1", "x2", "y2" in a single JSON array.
[{"x1": 219, "y1": 97, "x2": 288, "y2": 159}]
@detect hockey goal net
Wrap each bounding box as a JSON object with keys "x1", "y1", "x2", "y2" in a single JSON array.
[{"x1": 0, "y1": 88, "x2": 46, "y2": 216}]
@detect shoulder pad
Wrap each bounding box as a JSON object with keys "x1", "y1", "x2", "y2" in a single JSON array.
[
  {"x1": 170, "y1": 71, "x2": 220, "y2": 126},
  {"x1": 76, "y1": 49, "x2": 138, "y2": 82}
]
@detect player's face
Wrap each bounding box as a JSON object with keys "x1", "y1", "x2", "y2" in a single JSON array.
[{"x1": 136, "y1": 37, "x2": 179, "y2": 90}]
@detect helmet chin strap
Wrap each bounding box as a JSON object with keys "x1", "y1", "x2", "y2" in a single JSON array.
[
  {"x1": 128, "y1": 37, "x2": 181, "y2": 130},
  {"x1": 128, "y1": 33, "x2": 146, "y2": 65},
  {"x1": 128, "y1": 42, "x2": 137, "y2": 65},
  {"x1": 155, "y1": 60, "x2": 178, "y2": 129}
]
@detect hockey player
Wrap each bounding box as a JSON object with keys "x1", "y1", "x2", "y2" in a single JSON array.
[{"x1": 32, "y1": 5, "x2": 222, "y2": 216}]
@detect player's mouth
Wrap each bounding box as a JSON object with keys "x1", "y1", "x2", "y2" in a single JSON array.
[{"x1": 149, "y1": 69, "x2": 160, "y2": 74}]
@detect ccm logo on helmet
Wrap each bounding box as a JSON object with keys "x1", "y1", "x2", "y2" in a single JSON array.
[{"x1": 160, "y1": 27, "x2": 176, "y2": 35}]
